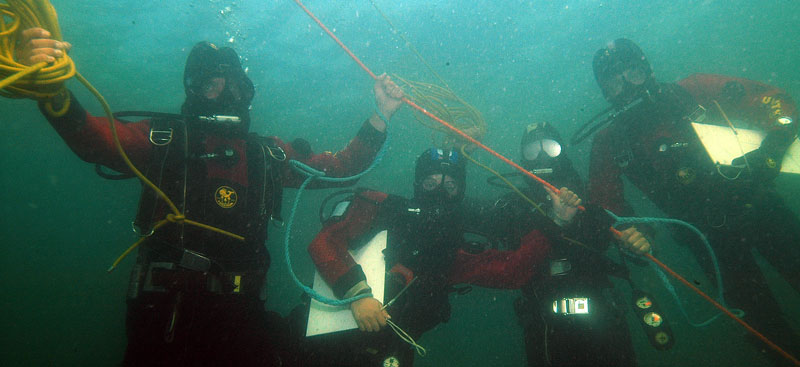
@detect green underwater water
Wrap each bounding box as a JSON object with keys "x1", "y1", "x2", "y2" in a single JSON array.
[{"x1": 1, "y1": 0, "x2": 799, "y2": 365}]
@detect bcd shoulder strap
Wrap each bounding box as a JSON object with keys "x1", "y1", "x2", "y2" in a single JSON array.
[
  {"x1": 133, "y1": 115, "x2": 187, "y2": 236},
  {"x1": 251, "y1": 135, "x2": 287, "y2": 227}
]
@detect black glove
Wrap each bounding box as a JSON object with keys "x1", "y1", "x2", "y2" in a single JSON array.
[{"x1": 731, "y1": 147, "x2": 781, "y2": 182}]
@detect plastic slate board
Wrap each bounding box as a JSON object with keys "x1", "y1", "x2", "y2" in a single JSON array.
[
  {"x1": 306, "y1": 230, "x2": 387, "y2": 337},
  {"x1": 691, "y1": 122, "x2": 800, "y2": 174}
]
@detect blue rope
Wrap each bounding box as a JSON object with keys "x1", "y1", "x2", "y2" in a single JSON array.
[
  {"x1": 606, "y1": 211, "x2": 744, "y2": 326},
  {"x1": 651, "y1": 258, "x2": 742, "y2": 327},
  {"x1": 284, "y1": 113, "x2": 390, "y2": 306}
]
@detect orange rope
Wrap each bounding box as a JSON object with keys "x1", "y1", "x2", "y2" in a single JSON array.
[
  {"x1": 292, "y1": 0, "x2": 561, "y2": 198},
  {"x1": 292, "y1": 1, "x2": 799, "y2": 364},
  {"x1": 293, "y1": 0, "x2": 377, "y2": 81},
  {"x1": 646, "y1": 253, "x2": 800, "y2": 365}
]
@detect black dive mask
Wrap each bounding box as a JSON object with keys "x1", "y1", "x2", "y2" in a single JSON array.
[
  {"x1": 413, "y1": 148, "x2": 467, "y2": 206},
  {"x1": 593, "y1": 39, "x2": 656, "y2": 108},
  {"x1": 181, "y1": 42, "x2": 254, "y2": 135}
]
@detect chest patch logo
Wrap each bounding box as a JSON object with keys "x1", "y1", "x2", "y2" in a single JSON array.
[{"x1": 215, "y1": 186, "x2": 238, "y2": 209}]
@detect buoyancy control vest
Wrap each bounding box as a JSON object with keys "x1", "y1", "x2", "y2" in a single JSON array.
[
  {"x1": 373, "y1": 195, "x2": 463, "y2": 277},
  {"x1": 371, "y1": 193, "x2": 465, "y2": 335},
  {"x1": 606, "y1": 83, "x2": 721, "y2": 217},
  {"x1": 133, "y1": 115, "x2": 286, "y2": 273}
]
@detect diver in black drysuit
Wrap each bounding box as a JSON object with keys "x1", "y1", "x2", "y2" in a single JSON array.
[{"x1": 475, "y1": 122, "x2": 639, "y2": 366}]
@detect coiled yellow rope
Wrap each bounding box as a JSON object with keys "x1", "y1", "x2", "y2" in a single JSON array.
[
  {"x1": 366, "y1": 0, "x2": 486, "y2": 149},
  {"x1": 0, "y1": 0, "x2": 244, "y2": 273},
  {"x1": 394, "y1": 74, "x2": 487, "y2": 150},
  {"x1": 0, "y1": 0, "x2": 74, "y2": 99}
]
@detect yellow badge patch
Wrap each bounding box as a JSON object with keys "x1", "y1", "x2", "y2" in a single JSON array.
[{"x1": 215, "y1": 186, "x2": 238, "y2": 208}]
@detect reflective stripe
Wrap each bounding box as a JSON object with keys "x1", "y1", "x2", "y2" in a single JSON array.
[{"x1": 552, "y1": 297, "x2": 590, "y2": 315}]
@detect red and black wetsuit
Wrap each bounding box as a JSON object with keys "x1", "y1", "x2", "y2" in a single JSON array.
[
  {"x1": 303, "y1": 190, "x2": 552, "y2": 366},
  {"x1": 590, "y1": 74, "x2": 797, "y2": 217},
  {"x1": 588, "y1": 73, "x2": 800, "y2": 364},
  {"x1": 475, "y1": 157, "x2": 636, "y2": 366},
  {"x1": 39, "y1": 91, "x2": 386, "y2": 367}
]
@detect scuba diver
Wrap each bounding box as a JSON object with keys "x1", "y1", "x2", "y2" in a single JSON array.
[
  {"x1": 297, "y1": 147, "x2": 579, "y2": 367},
  {"x1": 479, "y1": 121, "x2": 649, "y2": 366},
  {"x1": 17, "y1": 27, "x2": 405, "y2": 366},
  {"x1": 585, "y1": 38, "x2": 800, "y2": 365}
]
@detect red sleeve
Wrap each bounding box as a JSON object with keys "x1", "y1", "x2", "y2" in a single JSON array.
[
  {"x1": 308, "y1": 191, "x2": 387, "y2": 287},
  {"x1": 588, "y1": 127, "x2": 633, "y2": 216},
  {"x1": 42, "y1": 96, "x2": 152, "y2": 173},
  {"x1": 71, "y1": 112, "x2": 152, "y2": 172},
  {"x1": 678, "y1": 73, "x2": 798, "y2": 133},
  {"x1": 280, "y1": 120, "x2": 386, "y2": 189},
  {"x1": 447, "y1": 229, "x2": 551, "y2": 289}
]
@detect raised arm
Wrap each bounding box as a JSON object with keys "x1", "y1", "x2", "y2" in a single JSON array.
[
  {"x1": 281, "y1": 75, "x2": 404, "y2": 188},
  {"x1": 18, "y1": 27, "x2": 152, "y2": 172}
]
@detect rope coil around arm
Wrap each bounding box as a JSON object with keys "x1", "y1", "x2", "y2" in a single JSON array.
[
  {"x1": 0, "y1": 0, "x2": 74, "y2": 100},
  {"x1": 1, "y1": 1, "x2": 247, "y2": 273}
]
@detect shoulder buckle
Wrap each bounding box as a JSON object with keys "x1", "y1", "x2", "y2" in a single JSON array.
[
  {"x1": 149, "y1": 128, "x2": 174, "y2": 146},
  {"x1": 266, "y1": 144, "x2": 286, "y2": 161}
]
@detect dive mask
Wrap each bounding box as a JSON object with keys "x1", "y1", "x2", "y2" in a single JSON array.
[{"x1": 522, "y1": 138, "x2": 562, "y2": 161}]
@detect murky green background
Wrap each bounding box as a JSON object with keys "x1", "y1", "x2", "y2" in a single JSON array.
[{"x1": 1, "y1": 0, "x2": 798, "y2": 365}]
